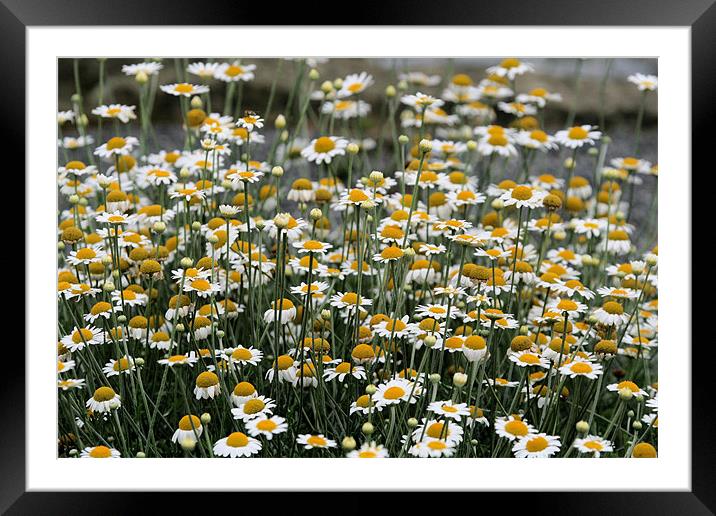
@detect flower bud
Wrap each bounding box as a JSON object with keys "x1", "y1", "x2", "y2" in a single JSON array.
[
  {"x1": 308, "y1": 69, "x2": 320, "y2": 81},
  {"x1": 271, "y1": 165, "x2": 284, "y2": 177},
  {"x1": 467, "y1": 140, "x2": 477, "y2": 151},
  {"x1": 341, "y1": 436, "x2": 356, "y2": 451},
  {"x1": 180, "y1": 438, "x2": 196, "y2": 451},
  {"x1": 491, "y1": 198, "x2": 504, "y2": 210},
  {"x1": 153, "y1": 221, "x2": 167, "y2": 233},
  {"x1": 135, "y1": 71, "x2": 149, "y2": 84},
  {"x1": 407, "y1": 417, "x2": 418, "y2": 428},
  {"x1": 398, "y1": 134, "x2": 409, "y2": 145},
  {"x1": 274, "y1": 114, "x2": 286, "y2": 129},
  {"x1": 103, "y1": 281, "x2": 115, "y2": 292},
  {"x1": 136, "y1": 451, "x2": 146, "y2": 458},
  {"x1": 424, "y1": 335, "x2": 437, "y2": 348},
  {"x1": 190, "y1": 96, "x2": 203, "y2": 109},
  {"x1": 619, "y1": 387, "x2": 634, "y2": 400},
  {"x1": 365, "y1": 384, "x2": 377, "y2": 395},
  {"x1": 576, "y1": 420, "x2": 589, "y2": 434},
  {"x1": 310, "y1": 208, "x2": 323, "y2": 221},
  {"x1": 347, "y1": 143, "x2": 360, "y2": 155},
  {"x1": 200, "y1": 413, "x2": 211, "y2": 425},
  {"x1": 321, "y1": 80, "x2": 333, "y2": 94},
  {"x1": 453, "y1": 372, "x2": 468, "y2": 388},
  {"x1": 361, "y1": 422, "x2": 374, "y2": 435},
  {"x1": 385, "y1": 85, "x2": 396, "y2": 97},
  {"x1": 429, "y1": 373, "x2": 441, "y2": 384},
  {"x1": 419, "y1": 139, "x2": 432, "y2": 154}
]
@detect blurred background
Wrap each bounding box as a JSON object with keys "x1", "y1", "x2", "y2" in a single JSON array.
[{"x1": 58, "y1": 57, "x2": 657, "y2": 244}]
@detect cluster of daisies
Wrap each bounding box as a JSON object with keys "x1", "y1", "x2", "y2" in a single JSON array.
[{"x1": 57, "y1": 58, "x2": 658, "y2": 460}]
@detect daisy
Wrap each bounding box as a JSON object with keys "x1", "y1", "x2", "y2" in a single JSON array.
[
  {"x1": 373, "y1": 378, "x2": 417, "y2": 408},
  {"x1": 86, "y1": 386, "x2": 121, "y2": 413},
  {"x1": 412, "y1": 418, "x2": 464, "y2": 445},
  {"x1": 216, "y1": 62, "x2": 256, "y2": 82},
  {"x1": 171, "y1": 415, "x2": 203, "y2": 445},
  {"x1": 80, "y1": 445, "x2": 121, "y2": 459},
  {"x1": 91, "y1": 104, "x2": 137, "y2": 123},
  {"x1": 323, "y1": 362, "x2": 367, "y2": 382},
  {"x1": 122, "y1": 61, "x2": 163, "y2": 76},
  {"x1": 555, "y1": 125, "x2": 601, "y2": 149},
  {"x1": 592, "y1": 301, "x2": 630, "y2": 326},
  {"x1": 607, "y1": 380, "x2": 649, "y2": 397},
  {"x1": 296, "y1": 434, "x2": 337, "y2": 450},
  {"x1": 337, "y1": 72, "x2": 374, "y2": 97},
  {"x1": 407, "y1": 437, "x2": 456, "y2": 458},
  {"x1": 487, "y1": 58, "x2": 534, "y2": 80},
  {"x1": 160, "y1": 83, "x2": 210, "y2": 97},
  {"x1": 84, "y1": 301, "x2": 117, "y2": 323},
  {"x1": 500, "y1": 185, "x2": 547, "y2": 209},
  {"x1": 94, "y1": 136, "x2": 139, "y2": 158},
  {"x1": 61, "y1": 326, "x2": 103, "y2": 352},
  {"x1": 628, "y1": 73, "x2": 658, "y2": 91},
  {"x1": 401, "y1": 92, "x2": 444, "y2": 110},
  {"x1": 157, "y1": 352, "x2": 200, "y2": 367},
  {"x1": 374, "y1": 315, "x2": 414, "y2": 339},
  {"x1": 226, "y1": 345, "x2": 264, "y2": 367},
  {"x1": 187, "y1": 61, "x2": 220, "y2": 79},
  {"x1": 350, "y1": 394, "x2": 379, "y2": 415},
  {"x1": 231, "y1": 396, "x2": 276, "y2": 421},
  {"x1": 194, "y1": 371, "x2": 221, "y2": 399},
  {"x1": 427, "y1": 400, "x2": 471, "y2": 421},
  {"x1": 102, "y1": 356, "x2": 136, "y2": 377},
  {"x1": 516, "y1": 87, "x2": 562, "y2": 107},
  {"x1": 58, "y1": 378, "x2": 86, "y2": 391},
  {"x1": 301, "y1": 136, "x2": 348, "y2": 165},
  {"x1": 512, "y1": 433, "x2": 561, "y2": 458},
  {"x1": 245, "y1": 415, "x2": 289, "y2": 440},
  {"x1": 293, "y1": 239, "x2": 332, "y2": 255},
  {"x1": 494, "y1": 415, "x2": 536, "y2": 441},
  {"x1": 263, "y1": 298, "x2": 297, "y2": 324},
  {"x1": 573, "y1": 435, "x2": 614, "y2": 457},
  {"x1": 347, "y1": 441, "x2": 389, "y2": 458},
  {"x1": 213, "y1": 432, "x2": 262, "y2": 457},
  {"x1": 478, "y1": 133, "x2": 517, "y2": 157},
  {"x1": 66, "y1": 245, "x2": 106, "y2": 266},
  {"x1": 559, "y1": 358, "x2": 603, "y2": 379},
  {"x1": 415, "y1": 304, "x2": 461, "y2": 320}
]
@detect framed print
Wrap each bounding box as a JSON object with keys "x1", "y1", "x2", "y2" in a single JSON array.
[{"x1": 7, "y1": 0, "x2": 709, "y2": 512}]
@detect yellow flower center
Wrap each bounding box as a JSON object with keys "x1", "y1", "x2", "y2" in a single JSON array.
[
  {"x1": 383, "y1": 386, "x2": 406, "y2": 400},
  {"x1": 314, "y1": 137, "x2": 336, "y2": 153},
  {"x1": 570, "y1": 362, "x2": 593, "y2": 374},
  {"x1": 233, "y1": 381, "x2": 256, "y2": 396},
  {"x1": 256, "y1": 419, "x2": 277, "y2": 432},
  {"x1": 603, "y1": 301, "x2": 624, "y2": 315},
  {"x1": 72, "y1": 328, "x2": 94, "y2": 344},
  {"x1": 196, "y1": 371, "x2": 219, "y2": 388},
  {"x1": 511, "y1": 185, "x2": 533, "y2": 200},
  {"x1": 567, "y1": 127, "x2": 588, "y2": 140},
  {"x1": 348, "y1": 188, "x2": 369, "y2": 203},
  {"x1": 226, "y1": 432, "x2": 249, "y2": 447},
  {"x1": 504, "y1": 420, "x2": 529, "y2": 436},
  {"x1": 500, "y1": 58, "x2": 521, "y2": 69},
  {"x1": 232, "y1": 348, "x2": 254, "y2": 361},
  {"x1": 76, "y1": 248, "x2": 97, "y2": 260},
  {"x1": 243, "y1": 399, "x2": 266, "y2": 414},
  {"x1": 302, "y1": 240, "x2": 324, "y2": 251},
  {"x1": 307, "y1": 435, "x2": 327, "y2": 447},
  {"x1": 525, "y1": 436, "x2": 549, "y2": 452},
  {"x1": 93, "y1": 386, "x2": 116, "y2": 402},
  {"x1": 174, "y1": 83, "x2": 194, "y2": 94},
  {"x1": 106, "y1": 137, "x2": 127, "y2": 150},
  {"x1": 89, "y1": 446, "x2": 112, "y2": 458}
]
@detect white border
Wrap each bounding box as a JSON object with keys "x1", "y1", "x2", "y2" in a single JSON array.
[{"x1": 28, "y1": 26, "x2": 690, "y2": 491}]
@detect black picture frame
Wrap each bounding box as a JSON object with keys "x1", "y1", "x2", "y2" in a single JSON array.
[{"x1": 7, "y1": 1, "x2": 706, "y2": 513}]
